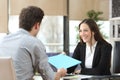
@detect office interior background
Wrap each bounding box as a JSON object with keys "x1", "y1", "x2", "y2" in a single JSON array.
[{"x1": 0, "y1": 0, "x2": 120, "y2": 74}]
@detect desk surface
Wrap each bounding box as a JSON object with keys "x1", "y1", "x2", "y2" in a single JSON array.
[
  {"x1": 61, "y1": 75, "x2": 92, "y2": 80},
  {"x1": 33, "y1": 75, "x2": 92, "y2": 80},
  {"x1": 33, "y1": 74, "x2": 120, "y2": 80}
]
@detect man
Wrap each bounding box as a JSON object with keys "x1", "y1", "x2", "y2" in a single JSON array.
[{"x1": 0, "y1": 6, "x2": 66, "y2": 80}]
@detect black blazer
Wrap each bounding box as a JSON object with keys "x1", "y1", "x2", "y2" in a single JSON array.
[{"x1": 67, "y1": 41, "x2": 112, "y2": 75}]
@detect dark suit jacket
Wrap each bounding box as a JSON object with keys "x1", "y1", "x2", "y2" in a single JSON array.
[{"x1": 67, "y1": 41, "x2": 112, "y2": 75}]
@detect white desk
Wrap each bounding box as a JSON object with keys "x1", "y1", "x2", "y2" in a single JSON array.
[
  {"x1": 33, "y1": 75, "x2": 92, "y2": 80},
  {"x1": 61, "y1": 75, "x2": 92, "y2": 80},
  {"x1": 33, "y1": 76, "x2": 42, "y2": 80}
]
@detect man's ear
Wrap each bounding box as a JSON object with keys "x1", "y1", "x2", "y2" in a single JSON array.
[
  {"x1": 35, "y1": 25, "x2": 37, "y2": 29},
  {"x1": 34, "y1": 22, "x2": 40, "y2": 30}
]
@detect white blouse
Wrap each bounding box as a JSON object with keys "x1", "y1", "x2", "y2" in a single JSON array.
[{"x1": 85, "y1": 42, "x2": 97, "y2": 68}]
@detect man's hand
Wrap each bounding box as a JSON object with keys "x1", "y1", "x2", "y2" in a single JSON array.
[{"x1": 55, "y1": 68, "x2": 67, "y2": 80}]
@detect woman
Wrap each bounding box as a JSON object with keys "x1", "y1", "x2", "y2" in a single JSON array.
[{"x1": 67, "y1": 19, "x2": 112, "y2": 75}]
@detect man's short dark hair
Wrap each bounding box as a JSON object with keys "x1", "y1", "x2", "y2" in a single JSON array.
[{"x1": 19, "y1": 6, "x2": 44, "y2": 31}]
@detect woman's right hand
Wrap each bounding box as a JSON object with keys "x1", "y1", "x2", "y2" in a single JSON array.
[{"x1": 73, "y1": 69, "x2": 81, "y2": 74}]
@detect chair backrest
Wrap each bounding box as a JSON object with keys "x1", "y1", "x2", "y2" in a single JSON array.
[{"x1": 0, "y1": 57, "x2": 16, "y2": 80}]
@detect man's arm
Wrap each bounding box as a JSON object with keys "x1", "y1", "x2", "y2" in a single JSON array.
[{"x1": 55, "y1": 68, "x2": 67, "y2": 80}]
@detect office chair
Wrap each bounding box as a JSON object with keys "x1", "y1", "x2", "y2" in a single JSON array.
[{"x1": 0, "y1": 57, "x2": 16, "y2": 80}]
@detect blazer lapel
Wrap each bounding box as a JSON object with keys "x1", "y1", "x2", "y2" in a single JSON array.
[
  {"x1": 82, "y1": 43, "x2": 86, "y2": 67},
  {"x1": 92, "y1": 42, "x2": 100, "y2": 67}
]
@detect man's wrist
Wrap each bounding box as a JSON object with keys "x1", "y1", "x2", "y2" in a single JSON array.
[{"x1": 55, "y1": 72, "x2": 61, "y2": 80}]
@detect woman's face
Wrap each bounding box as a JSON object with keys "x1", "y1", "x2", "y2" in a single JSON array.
[{"x1": 79, "y1": 23, "x2": 93, "y2": 43}]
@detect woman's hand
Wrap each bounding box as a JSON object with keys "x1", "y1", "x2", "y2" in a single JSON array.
[{"x1": 73, "y1": 69, "x2": 81, "y2": 74}]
